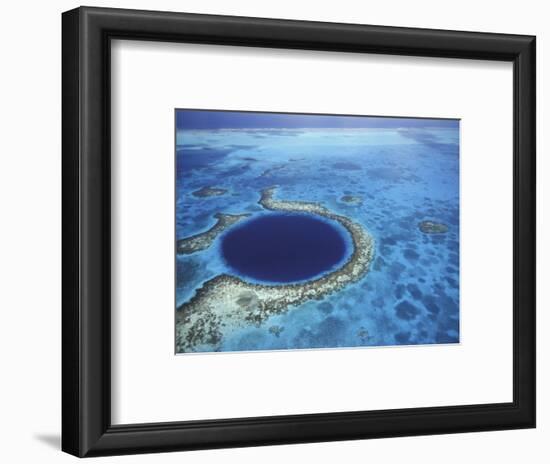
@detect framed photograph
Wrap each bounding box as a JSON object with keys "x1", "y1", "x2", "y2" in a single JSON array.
[{"x1": 62, "y1": 6, "x2": 536, "y2": 457}]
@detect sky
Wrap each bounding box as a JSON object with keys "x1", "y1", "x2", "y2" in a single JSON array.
[{"x1": 176, "y1": 109, "x2": 459, "y2": 131}]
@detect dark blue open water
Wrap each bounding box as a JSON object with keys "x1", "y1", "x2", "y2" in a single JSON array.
[{"x1": 221, "y1": 213, "x2": 347, "y2": 283}]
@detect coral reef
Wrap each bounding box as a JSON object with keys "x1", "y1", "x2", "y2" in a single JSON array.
[
  {"x1": 340, "y1": 195, "x2": 363, "y2": 205},
  {"x1": 192, "y1": 186, "x2": 228, "y2": 197},
  {"x1": 177, "y1": 213, "x2": 250, "y2": 255},
  {"x1": 418, "y1": 220, "x2": 448, "y2": 234},
  {"x1": 176, "y1": 187, "x2": 374, "y2": 352}
]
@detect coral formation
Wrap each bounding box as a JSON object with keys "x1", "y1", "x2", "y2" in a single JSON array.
[
  {"x1": 340, "y1": 195, "x2": 363, "y2": 205},
  {"x1": 177, "y1": 213, "x2": 250, "y2": 255},
  {"x1": 418, "y1": 220, "x2": 448, "y2": 234},
  {"x1": 176, "y1": 187, "x2": 374, "y2": 352},
  {"x1": 192, "y1": 186, "x2": 228, "y2": 197}
]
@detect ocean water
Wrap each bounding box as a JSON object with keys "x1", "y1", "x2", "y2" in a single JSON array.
[
  {"x1": 176, "y1": 122, "x2": 459, "y2": 352},
  {"x1": 221, "y1": 213, "x2": 349, "y2": 284}
]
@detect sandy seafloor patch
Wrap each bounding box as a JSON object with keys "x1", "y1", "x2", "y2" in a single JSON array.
[{"x1": 176, "y1": 127, "x2": 459, "y2": 352}]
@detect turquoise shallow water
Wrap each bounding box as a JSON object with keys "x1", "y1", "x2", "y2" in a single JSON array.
[{"x1": 176, "y1": 125, "x2": 459, "y2": 351}]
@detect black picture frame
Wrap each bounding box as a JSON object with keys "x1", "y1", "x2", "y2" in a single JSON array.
[{"x1": 62, "y1": 6, "x2": 536, "y2": 457}]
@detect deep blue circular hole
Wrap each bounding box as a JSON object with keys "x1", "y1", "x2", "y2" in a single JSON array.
[{"x1": 221, "y1": 213, "x2": 348, "y2": 283}]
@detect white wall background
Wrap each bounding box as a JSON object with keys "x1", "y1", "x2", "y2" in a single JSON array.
[{"x1": 0, "y1": 0, "x2": 545, "y2": 462}]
